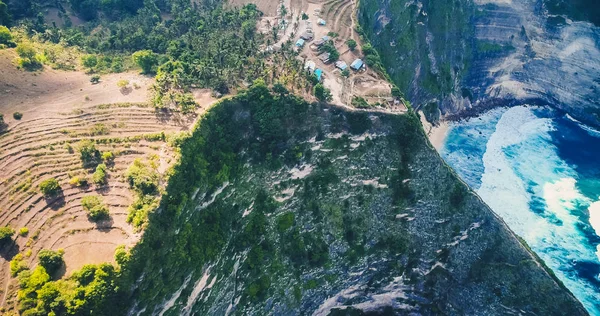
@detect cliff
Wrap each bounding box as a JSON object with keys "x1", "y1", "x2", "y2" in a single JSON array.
[
  {"x1": 358, "y1": 0, "x2": 600, "y2": 127},
  {"x1": 121, "y1": 84, "x2": 586, "y2": 315}
]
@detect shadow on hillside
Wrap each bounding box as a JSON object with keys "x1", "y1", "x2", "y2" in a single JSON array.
[
  {"x1": 95, "y1": 216, "x2": 114, "y2": 232},
  {"x1": 0, "y1": 240, "x2": 20, "y2": 262},
  {"x1": 52, "y1": 263, "x2": 67, "y2": 280},
  {"x1": 46, "y1": 191, "x2": 66, "y2": 211}
]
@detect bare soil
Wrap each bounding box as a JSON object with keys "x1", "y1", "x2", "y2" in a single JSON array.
[{"x1": 0, "y1": 49, "x2": 216, "y2": 309}]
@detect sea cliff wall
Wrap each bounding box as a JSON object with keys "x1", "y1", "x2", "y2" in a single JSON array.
[{"x1": 358, "y1": 0, "x2": 600, "y2": 127}]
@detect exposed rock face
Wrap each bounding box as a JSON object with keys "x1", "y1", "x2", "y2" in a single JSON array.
[
  {"x1": 359, "y1": 0, "x2": 600, "y2": 127},
  {"x1": 124, "y1": 88, "x2": 586, "y2": 315}
]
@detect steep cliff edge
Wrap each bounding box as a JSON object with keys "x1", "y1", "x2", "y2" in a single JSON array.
[
  {"x1": 120, "y1": 84, "x2": 586, "y2": 315},
  {"x1": 358, "y1": 0, "x2": 600, "y2": 127}
]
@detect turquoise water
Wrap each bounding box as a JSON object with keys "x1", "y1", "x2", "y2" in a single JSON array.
[{"x1": 440, "y1": 106, "x2": 600, "y2": 314}]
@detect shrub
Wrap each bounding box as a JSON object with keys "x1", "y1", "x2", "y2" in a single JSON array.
[
  {"x1": 314, "y1": 84, "x2": 332, "y2": 102},
  {"x1": 92, "y1": 164, "x2": 108, "y2": 185},
  {"x1": 132, "y1": 50, "x2": 158, "y2": 74},
  {"x1": 78, "y1": 140, "x2": 101, "y2": 167},
  {"x1": 0, "y1": 25, "x2": 16, "y2": 48},
  {"x1": 449, "y1": 183, "x2": 467, "y2": 208},
  {"x1": 391, "y1": 86, "x2": 403, "y2": 98},
  {"x1": 346, "y1": 39, "x2": 357, "y2": 51},
  {"x1": 90, "y1": 75, "x2": 101, "y2": 84},
  {"x1": 69, "y1": 176, "x2": 88, "y2": 187},
  {"x1": 301, "y1": 13, "x2": 308, "y2": 20},
  {"x1": 81, "y1": 54, "x2": 98, "y2": 69},
  {"x1": 114, "y1": 245, "x2": 130, "y2": 267},
  {"x1": 38, "y1": 249, "x2": 64, "y2": 275},
  {"x1": 117, "y1": 79, "x2": 130, "y2": 88},
  {"x1": 89, "y1": 123, "x2": 109, "y2": 136},
  {"x1": 125, "y1": 159, "x2": 159, "y2": 195},
  {"x1": 16, "y1": 43, "x2": 43, "y2": 70},
  {"x1": 10, "y1": 253, "x2": 27, "y2": 276},
  {"x1": 19, "y1": 227, "x2": 29, "y2": 237},
  {"x1": 39, "y1": 178, "x2": 61, "y2": 197},
  {"x1": 351, "y1": 96, "x2": 370, "y2": 108},
  {"x1": 81, "y1": 195, "x2": 110, "y2": 220},
  {"x1": 102, "y1": 151, "x2": 114, "y2": 162},
  {"x1": 0, "y1": 226, "x2": 15, "y2": 243},
  {"x1": 13, "y1": 112, "x2": 22, "y2": 120},
  {"x1": 341, "y1": 69, "x2": 350, "y2": 77},
  {"x1": 276, "y1": 212, "x2": 295, "y2": 233}
]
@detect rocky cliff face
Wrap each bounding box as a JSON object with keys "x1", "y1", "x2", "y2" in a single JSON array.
[
  {"x1": 122, "y1": 86, "x2": 586, "y2": 315},
  {"x1": 358, "y1": 0, "x2": 600, "y2": 127}
]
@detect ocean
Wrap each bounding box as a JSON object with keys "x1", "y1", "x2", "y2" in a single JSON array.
[{"x1": 440, "y1": 105, "x2": 600, "y2": 314}]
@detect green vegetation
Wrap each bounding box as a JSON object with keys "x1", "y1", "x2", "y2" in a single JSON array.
[
  {"x1": 38, "y1": 249, "x2": 65, "y2": 275},
  {"x1": 81, "y1": 195, "x2": 110, "y2": 220},
  {"x1": 0, "y1": 226, "x2": 15, "y2": 243},
  {"x1": 351, "y1": 96, "x2": 370, "y2": 108},
  {"x1": 16, "y1": 43, "x2": 43, "y2": 70},
  {"x1": 17, "y1": 263, "x2": 119, "y2": 316},
  {"x1": 92, "y1": 163, "x2": 108, "y2": 185},
  {"x1": 69, "y1": 175, "x2": 88, "y2": 187},
  {"x1": 19, "y1": 227, "x2": 29, "y2": 237},
  {"x1": 124, "y1": 159, "x2": 160, "y2": 229},
  {"x1": 314, "y1": 83, "x2": 332, "y2": 102},
  {"x1": 0, "y1": 2, "x2": 9, "y2": 27},
  {"x1": 102, "y1": 151, "x2": 115, "y2": 163},
  {"x1": 358, "y1": 0, "x2": 472, "y2": 97},
  {"x1": 319, "y1": 41, "x2": 340, "y2": 62},
  {"x1": 90, "y1": 123, "x2": 110, "y2": 136},
  {"x1": 0, "y1": 25, "x2": 15, "y2": 48},
  {"x1": 39, "y1": 178, "x2": 61, "y2": 197},
  {"x1": 276, "y1": 212, "x2": 295, "y2": 233},
  {"x1": 346, "y1": 39, "x2": 357, "y2": 51},
  {"x1": 132, "y1": 50, "x2": 158, "y2": 74},
  {"x1": 125, "y1": 159, "x2": 159, "y2": 195},
  {"x1": 117, "y1": 79, "x2": 129, "y2": 89},
  {"x1": 90, "y1": 74, "x2": 101, "y2": 84},
  {"x1": 13, "y1": 111, "x2": 23, "y2": 120},
  {"x1": 78, "y1": 140, "x2": 101, "y2": 167},
  {"x1": 10, "y1": 254, "x2": 27, "y2": 276}
]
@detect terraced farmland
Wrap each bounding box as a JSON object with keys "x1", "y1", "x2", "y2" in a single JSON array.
[{"x1": 0, "y1": 49, "x2": 209, "y2": 308}]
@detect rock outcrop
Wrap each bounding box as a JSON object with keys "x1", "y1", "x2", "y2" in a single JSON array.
[{"x1": 359, "y1": 0, "x2": 600, "y2": 127}]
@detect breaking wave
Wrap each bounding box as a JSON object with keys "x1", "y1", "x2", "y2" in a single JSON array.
[{"x1": 441, "y1": 106, "x2": 600, "y2": 314}]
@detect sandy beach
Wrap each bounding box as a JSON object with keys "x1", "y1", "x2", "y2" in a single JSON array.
[{"x1": 419, "y1": 112, "x2": 450, "y2": 151}]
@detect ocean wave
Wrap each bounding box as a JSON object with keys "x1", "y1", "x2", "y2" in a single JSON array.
[{"x1": 443, "y1": 105, "x2": 600, "y2": 314}]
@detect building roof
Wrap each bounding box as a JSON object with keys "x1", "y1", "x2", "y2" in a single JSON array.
[
  {"x1": 351, "y1": 59, "x2": 364, "y2": 70},
  {"x1": 315, "y1": 68, "x2": 323, "y2": 81},
  {"x1": 304, "y1": 60, "x2": 316, "y2": 71},
  {"x1": 322, "y1": 36, "x2": 330, "y2": 41},
  {"x1": 300, "y1": 31, "x2": 314, "y2": 40},
  {"x1": 314, "y1": 39, "x2": 325, "y2": 47},
  {"x1": 318, "y1": 52, "x2": 330, "y2": 63},
  {"x1": 295, "y1": 38, "x2": 305, "y2": 47},
  {"x1": 318, "y1": 19, "x2": 326, "y2": 25},
  {"x1": 335, "y1": 61, "x2": 348, "y2": 70}
]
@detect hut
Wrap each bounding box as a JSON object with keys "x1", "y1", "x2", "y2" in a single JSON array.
[
  {"x1": 318, "y1": 52, "x2": 331, "y2": 63},
  {"x1": 335, "y1": 61, "x2": 348, "y2": 71},
  {"x1": 351, "y1": 59, "x2": 364, "y2": 70}
]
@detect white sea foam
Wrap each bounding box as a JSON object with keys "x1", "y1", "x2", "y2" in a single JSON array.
[{"x1": 447, "y1": 105, "x2": 600, "y2": 314}]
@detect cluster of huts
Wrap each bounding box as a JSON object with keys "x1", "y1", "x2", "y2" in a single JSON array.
[{"x1": 296, "y1": 15, "x2": 364, "y2": 81}]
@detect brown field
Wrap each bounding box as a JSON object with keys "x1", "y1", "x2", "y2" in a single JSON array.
[{"x1": 0, "y1": 49, "x2": 215, "y2": 308}]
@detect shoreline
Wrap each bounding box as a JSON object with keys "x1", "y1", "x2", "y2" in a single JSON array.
[{"x1": 419, "y1": 112, "x2": 450, "y2": 151}]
